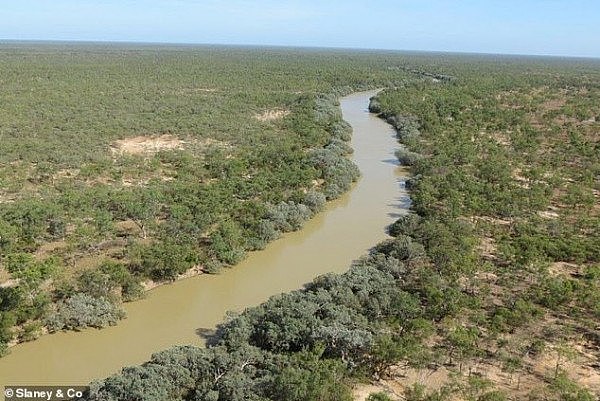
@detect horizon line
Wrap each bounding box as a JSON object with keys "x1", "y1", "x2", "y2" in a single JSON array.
[{"x1": 1, "y1": 38, "x2": 599, "y2": 61}]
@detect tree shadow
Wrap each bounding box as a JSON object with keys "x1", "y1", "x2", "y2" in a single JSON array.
[
  {"x1": 195, "y1": 327, "x2": 219, "y2": 346},
  {"x1": 381, "y1": 158, "x2": 400, "y2": 166}
]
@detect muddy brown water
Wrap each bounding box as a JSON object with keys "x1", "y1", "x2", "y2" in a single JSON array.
[{"x1": 0, "y1": 90, "x2": 409, "y2": 388}]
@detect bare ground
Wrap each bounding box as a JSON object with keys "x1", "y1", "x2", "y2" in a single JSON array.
[
  {"x1": 110, "y1": 134, "x2": 185, "y2": 155},
  {"x1": 254, "y1": 109, "x2": 290, "y2": 122}
]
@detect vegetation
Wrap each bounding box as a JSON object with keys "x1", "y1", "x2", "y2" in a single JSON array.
[
  {"x1": 0, "y1": 43, "x2": 417, "y2": 351},
  {"x1": 82, "y1": 53, "x2": 599, "y2": 400},
  {"x1": 1, "y1": 44, "x2": 598, "y2": 398}
]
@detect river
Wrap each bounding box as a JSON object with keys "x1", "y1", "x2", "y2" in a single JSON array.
[{"x1": 0, "y1": 89, "x2": 408, "y2": 388}]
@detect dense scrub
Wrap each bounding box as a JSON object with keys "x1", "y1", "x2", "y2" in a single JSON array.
[
  {"x1": 84, "y1": 55, "x2": 599, "y2": 400},
  {"x1": 367, "y1": 57, "x2": 600, "y2": 399},
  {"x1": 1, "y1": 44, "x2": 416, "y2": 351}
]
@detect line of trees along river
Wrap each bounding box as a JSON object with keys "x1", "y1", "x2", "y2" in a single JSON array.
[
  {"x1": 83, "y1": 58, "x2": 600, "y2": 400},
  {"x1": 0, "y1": 90, "x2": 409, "y2": 392}
]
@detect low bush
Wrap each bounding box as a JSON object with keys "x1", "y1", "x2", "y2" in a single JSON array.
[{"x1": 46, "y1": 293, "x2": 125, "y2": 332}]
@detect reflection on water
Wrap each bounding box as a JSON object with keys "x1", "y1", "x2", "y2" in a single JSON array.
[{"x1": 0, "y1": 90, "x2": 408, "y2": 387}]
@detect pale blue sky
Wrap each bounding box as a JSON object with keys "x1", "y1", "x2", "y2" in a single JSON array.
[{"x1": 1, "y1": 0, "x2": 598, "y2": 57}]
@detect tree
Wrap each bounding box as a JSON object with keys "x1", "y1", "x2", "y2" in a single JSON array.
[
  {"x1": 110, "y1": 188, "x2": 163, "y2": 239},
  {"x1": 46, "y1": 293, "x2": 125, "y2": 332}
]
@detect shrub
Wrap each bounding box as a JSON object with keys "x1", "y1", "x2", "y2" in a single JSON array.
[
  {"x1": 368, "y1": 97, "x2": 382, "y2": 113},
  {"x1": 208, "y1": 220, "x2": 247, "y2": 265},
  {"x1": 0, "y1": 341, "x2": 7, "y2": 357},
  {"x1": 372, "y1": 235, "x2": 426, "y2": 262},
  {"x1": 129, "y1": 242, "x2": 199, "y2": 281},
  {"x1": 367, "y1": 393, "x2": 393, "y2": 401},
  {"x1": 330, "y1": 120, "x2": 352, "y2": 141},
  {"x1": 308, "y1": 148, "x2": 360, "y2": 200},
  {"x1": 325, "y1": 138, "x2": 353, "y2": 156},
  {"x1": 203, "y1": 259, "x2": 224, "y2": 275},
  {"x1": 266, "y1": 202, "x2": 312, "y2": 233},
  {"x1": 388, "y1": 213, "x2": 421, "y2": 237},
  {"x1": 21, "y1": 321, "x2": 42, "y2": 342},
  {"x1": 303, "y1": 191, "x2": 327, "y2": 213},
  {"x1": 395, "y1": 148, "x2": 423, "y2": 166},
  {"x1": 46, "y1": 293, "x2": 125, "y2": 332}
]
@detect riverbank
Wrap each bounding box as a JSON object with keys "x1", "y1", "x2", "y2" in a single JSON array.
[
  {"x1": 1, "y1": 89, "x2": 361, "y2": 352},
  {"x1": 0, "y1": 90, "x2": 408, "y2": 387}
]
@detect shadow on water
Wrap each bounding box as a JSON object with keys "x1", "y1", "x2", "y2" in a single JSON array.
[
  {"x1": 387, "y1": 192, "x2": 411, "y2": 217},
  {"x1": 195, "y1": 327, "x2": 218, "y2": 345},
  {"x1": 381, "y1": 158, "x2": 400, "y2": 166}
]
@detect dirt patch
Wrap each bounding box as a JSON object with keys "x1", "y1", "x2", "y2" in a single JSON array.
[
  {"x1": 0, "y1": 267, "x2": 16, "y2": 287},
  {"x1": 53, "y1": 168, "x2": 80, "y2": 180},
  {"x1": 110, "y1": 135, "x2": 185, "y2": 155},
  {"x1": 469, "y1": 215, "x2": 512, "y2": 226},
  {"x1": 511, "y1": 167, "x2": 530, "y2": 189},
  {"x1": 353, "y1": 367, "x2": 451, "y2": 401},
  {"x1": 254, "y1": 109, "x2": 290, "y2": 122},
  {"x1": 0, "y1": 192, "x2": 16, "y2": 204},
  {"x1": 487, "y1": 131, "x2": 511, "y2": 147},
  {"x1": 478, "y1": 237, "x2": 498, "y2": 261},
  {"x1": 548, "y1": 261, "x2": 579, "y2": 277},
  {"x1": 35, "y1": 240, "x2": 68, "y2": 259},
  {"x1": 369, "y1": 350, "x2": 600, "y2": 400},
  {"x1": 353, "y1": 383, "x2": 398, "y2": 401},
  {"x1": 538, "y1": 210, "x2": 560, "y2": 219},
  {"x1": 538, "y1": 97, "x2": 567, "y2": 113},
  {"x1": 532, "y1": 341, "x2": 600, "y2": 394}
]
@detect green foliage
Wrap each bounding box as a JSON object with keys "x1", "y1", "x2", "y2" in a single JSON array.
[
  {"x1": 46, "y1": 293, "x2": 125, "y2": 332},
  {"x1": 395, "y1": 148, "x2": 423, "y2": 166},
  {"x1": 1, "y1": 43, "x2": 391, "y2": 343},
  {"x1": 0, "y1": 311, "x2": 16, "y2": 344},
  {"x1": 388, "y1": 213, "x2": 421, "y2": 238},
  {"x1": 129, "y1": 241, "x2": 199, "y2": 281},
  {"x1": 367, "y1": 392, "x2": 393, "y2": 401},
  {"x1": 490, "y1": 298, "x2": 542, "y2": 332},
  {"x1": 477, "y1": 391, "x2": 507, "y2": 401},
  {"x1": 404, "y1": 383, "x2": 450, "y2": 401},
  {"x1": 4, "y1": 44, "x2": 599, "y2": 399},
  {"x1": 209, "y1": 220, "x2": 247, "y2": 265},
  {"x1": 0, "y1": 287, "x2": 23, "y2": 312},
  {"x1": 5, "y1": 253, "x2": 58, "y2": 286},
  {"x1": 78, "y1": 260, "x2": 143, "y2": 302},
  {"x1": 270, "y1": 348, "x2": 352, "y2": 401},
  {"x1": 309, "y1": 148, "x2": 360, "y2": 199},
  {"x1": 266, "y1": 201, "x2": 312, "y2": 234},
  {"x1": 549, "y1": 372, "x2": 596, "y2": 401}
]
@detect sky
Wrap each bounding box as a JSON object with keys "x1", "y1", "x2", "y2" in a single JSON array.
[{"x1": 1, "y1": 0, "x2": 599, "y2": 58}]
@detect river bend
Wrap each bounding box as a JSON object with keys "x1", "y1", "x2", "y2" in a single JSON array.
[{"x1": 0, "y1": 90, "x2": 408, "y2": 387}]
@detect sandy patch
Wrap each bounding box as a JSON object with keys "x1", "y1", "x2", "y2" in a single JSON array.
[
  {"x1": 110, "y1": 135, "x2": 185, "y2": 155},
  {"x1": 353, "y1": 384, "x2": 397, "y2": 401},
  {"x1": 532, "y1": 342, "x2": 600, "y2": 393},
  {"x1": 0, "y1": 266, "x2": 18, "y2": 288},
  {"x1": 254, "y1": 109, "x2": 290, "y2": 122},
  {"x1": 172, "y1": 87, "x2": 219, "y2": 96},
  {"x1": 0, "y1": 192, "x2": 16, "y2": 204},
  {"x1": 478, "y1": 237, "x2": 498, "y2": 261},
  {"x1": 469, "y1": 215, "x2": 512, "y2": 226},
  {"x1": 52, "y1": 168, "x2": 80, "y2": 181},
  {"x1": 35, "y1": 240, "x2": 68, "y2": 259},
  {"x1": 548, "y1": 261, "x2": 579, "y2": 277},
  {"x1": 487, "y1": 131, "x2": 511, "y2": 147},
  {"x1": 538, "y1": 210, "x2": 560, "y2": 219}
]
